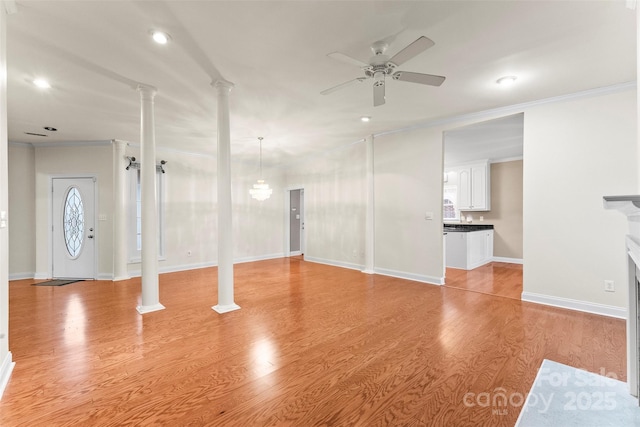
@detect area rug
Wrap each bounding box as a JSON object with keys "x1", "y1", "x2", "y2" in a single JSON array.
[
  {"x1": 32, "y1": 279, "x2": 83, "y2": 286},
  {"x1": 515, "y1": 359, "x2": 640, "y2": 426}
]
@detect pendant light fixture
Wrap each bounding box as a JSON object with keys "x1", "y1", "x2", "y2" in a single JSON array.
[{"x1": 249, "y1": 137, "x2": 273, "y2": 201}]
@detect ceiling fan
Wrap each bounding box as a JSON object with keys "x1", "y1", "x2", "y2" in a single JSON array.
[{"x1": 321, "y1": 36, "x2": 446, "y2": 107}]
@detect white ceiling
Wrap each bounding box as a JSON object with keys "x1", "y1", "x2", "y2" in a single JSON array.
[
  {"x1": 444, "y1": 113, "x2": 524, "y2": 166},
  {"x1": 6, "y1": 1, "x2": 636, "y2": 167}
]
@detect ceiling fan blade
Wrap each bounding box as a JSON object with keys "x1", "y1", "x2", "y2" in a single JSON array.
[
  {"x1": 327, "y1": 52, "x2": 369, "y2": 68},
  {"x1": 373, "y1": 82, "x2": 385, "y2": 107},
  {"x1": 389, "y1": 36, "x2": 435, "y2": 66},
  {"x1": 392, "y1": 71, "x2": 445, "y2": 86},
  {"x1": 321, "y1": 77, "x2": 367, "y2": 95}
]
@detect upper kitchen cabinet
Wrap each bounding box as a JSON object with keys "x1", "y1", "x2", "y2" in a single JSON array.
[
  {"x1": 458, "y1": 161, "x2": 490, "y2": 211},
  {"x1": 446, "y1": 160, "x2": 491, "y2": 212}
]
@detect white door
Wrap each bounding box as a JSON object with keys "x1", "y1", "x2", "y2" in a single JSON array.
[
  {"x1": 52, "y1": 178, "x2": 96, "y2": 279},
  {"x1": 289, "y1": 189, "x2": 304, "y2": 255}
]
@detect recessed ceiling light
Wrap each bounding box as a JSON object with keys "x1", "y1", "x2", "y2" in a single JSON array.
[
  {"x1": 360, "y1": 116, "x2": 371, "y2": 122},
  {"x1": 496, "y1": 76, "x2": 517, "y2": 87},
  {"x1": 43, "y1": 126, "x2": 57, "y2": 132},
  {"x1": 151, "y1": 31, "x2": 170, "y2": 45},
  {"x1": 33, "y1": 78, "x2": 51, "y2": 89}
]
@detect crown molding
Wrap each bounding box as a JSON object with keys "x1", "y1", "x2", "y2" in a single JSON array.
[{"x1": 375, "y1": 81, "x2": 635, "y2": 139}]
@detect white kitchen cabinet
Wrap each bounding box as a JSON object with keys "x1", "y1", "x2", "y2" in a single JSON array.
[
  {"x1": 448, "y1": 161, "x2": 490, "y2": 211},
  {"x1": 445, "y1": 230, "x2": 494, "y2": 270}
]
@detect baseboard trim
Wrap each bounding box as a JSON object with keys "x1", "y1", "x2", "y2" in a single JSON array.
[
  {"x1": 97, "y1": 273, "x2": 113, "y2": 280},
  {"x1": 234, "y1": 253, "x2": 285, "y2": 264},
  {"x1": 304, "y1": 256, "x2": 364, "y2": 271},
  {"x1": 8, "y1": 272, "x2": 34, "y2": 280},
  {"x1": 374, "y1": 267, "x2": 444, "y2": 286},
  {"x1": 521, "y1": 291, "x2": 626, "y2": 319},
  {"x1": 127, "y1": 255, "x2": 286, "y2": 278},
  {"x1": 34, "y1": 272, "x2": 48, "y2": 280},
  {"x1": 493, "y1": 257, "x2": 523, "y2": 264},
  {"x1": 0, "y1": 352, "x2": 15, "y2": 399}
]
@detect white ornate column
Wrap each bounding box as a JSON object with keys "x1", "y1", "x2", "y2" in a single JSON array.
[
  {"x1": 113, "y1": 139, "x2": 130, "y2": 281},
  {"x1": 363, "y1": 135, "x2": 375, "y2": 274},
  {"x1": 0, "y1": 0, "x2": 16, "y2": 398},
  {"x1": 136, "y1": 85, "x2": 164, "y2": 314},
  {"x1": 212, "y1": 80, "x2": 240, "y2": 314}
]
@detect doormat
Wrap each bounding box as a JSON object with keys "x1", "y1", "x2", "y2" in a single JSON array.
[{"x1": 32, "y1": 279, "x2": 83, "y2": 287}]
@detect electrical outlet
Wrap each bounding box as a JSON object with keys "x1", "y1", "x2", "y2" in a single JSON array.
[{"x1": 604, "y1": 280, "x2": 615, "y2": 292}]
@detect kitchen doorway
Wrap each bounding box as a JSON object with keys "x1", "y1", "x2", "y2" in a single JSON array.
[{"x1": 443, "y1": 113, "x2": 524, "y2": 298}]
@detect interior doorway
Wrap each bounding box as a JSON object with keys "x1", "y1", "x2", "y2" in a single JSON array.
[{"x1": 286, "y1": 188, "x2": 304, "y2": 256}]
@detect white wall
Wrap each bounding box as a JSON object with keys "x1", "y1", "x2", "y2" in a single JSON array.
[
  {"x1": 285, "y1": 143, "x2": 366, "y2": 269},
  {"x1": 34, "y1": 144, "x2": 114, "y2": 279},
  {"x1": 122, "y1": 145, "x2": 285, "y2": 276},
  {"x1": 284, "y1": 127, "x2": 445, "y2": 284},
  {"x1": 10, "y1": 142, "x2": 285, "y2": 279},
  {"x1": 233, "y1": 160, "x2": 285, "y2": 263},
  {"x1": 374, "y1": 127, "x2": 444, "y2": 283},
  {"x1": 523, "y1": 89, "x2": 636, "y2": 311},
  {"x1": 7, "y1": 143, "x2": 35, "y2": 278}
]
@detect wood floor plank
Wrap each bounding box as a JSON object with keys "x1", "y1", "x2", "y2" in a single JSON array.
[{"x1": 0, "y1": 257, "x2": 626, "y2": 426}]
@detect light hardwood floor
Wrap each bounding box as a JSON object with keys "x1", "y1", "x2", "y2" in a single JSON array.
[
  {"x1": 1, "y1": 258, "x2": 625, "y2": 426},
  {"x1": 444, "y1": 262, "x2": 523, "y2": 300}
]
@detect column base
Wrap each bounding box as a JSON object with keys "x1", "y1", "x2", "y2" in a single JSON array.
[
  {"x1": 0, "y1": 351, "x2": 15, "y2": 399},
  {"x1": 361, "y1": 269, "x2": 375, "y2": 274},
  {"x1": 113, "y1": 275, "x2": 131, "y2": 282},
  {"x1": 212, "y1": 303, "x2": 241, "y2": 314},
  {"x1": 136, "y1": 303, "x2": 166, "y2": 314}
]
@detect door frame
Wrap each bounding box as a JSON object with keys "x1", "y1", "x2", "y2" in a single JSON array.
[
  {"x1": 49, "y1": 175, "x2": 98, "y2": 279},
  {"x1": 284, "y1": 186, "x2": 305, "y2": 257}
]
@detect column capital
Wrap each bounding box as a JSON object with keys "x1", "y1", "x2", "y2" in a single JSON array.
[
  {"x1": 137, "y1": 84, "x2": 157, "y2": 99},
  {"x1": 212, "y1": 79, "x2": 235, "y2": 92}
]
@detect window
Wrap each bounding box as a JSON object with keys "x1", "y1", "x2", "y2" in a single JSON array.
[
  {"x1": 129, "y1": 167, "x2": 164, "y2": 261},
  {"x1": 63, "y1": 187, "x2": 85, "y2": 258},
  {"x1": 443, "y1": 185, "x2": 459, "y2": 221}
]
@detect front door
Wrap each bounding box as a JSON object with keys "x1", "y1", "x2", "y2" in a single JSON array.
[{"x1": 52, "y1": 177, "x2": 96, "y2": 279}]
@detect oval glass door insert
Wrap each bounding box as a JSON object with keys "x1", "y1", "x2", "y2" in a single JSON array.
[{"x1": 63, "y1": 187, "x2": 85, "y2": 258}]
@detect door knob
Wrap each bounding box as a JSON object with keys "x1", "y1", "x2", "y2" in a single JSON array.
[{"x1": 88, "y1": 235, "x2": 94, "y2": 239}]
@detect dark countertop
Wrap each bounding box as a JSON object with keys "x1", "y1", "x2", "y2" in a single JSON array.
[{"x1": 443, "y1": 224, "x2": 494, "y2": 232}]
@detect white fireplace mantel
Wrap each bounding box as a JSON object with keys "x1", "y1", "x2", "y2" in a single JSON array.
[{"x1": 604, "y1": 195, "x2": 640, "y2": 398}]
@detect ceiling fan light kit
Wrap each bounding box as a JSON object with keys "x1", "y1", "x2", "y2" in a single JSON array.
[{"x1": 322, "y1": 36, "x2": 446, "y2": 107}]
